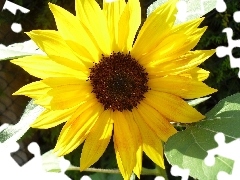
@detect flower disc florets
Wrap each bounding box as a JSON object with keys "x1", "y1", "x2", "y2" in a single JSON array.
[{"x1": 89, "y1": 52, "x2": 149, "y2": 111}]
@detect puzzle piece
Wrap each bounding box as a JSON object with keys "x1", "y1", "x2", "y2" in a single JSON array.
[
  {"x1": 216, "y1": 0, "x2": 227, "y2": 13},
  {"x1": 0, "y1": 141, "x2": 21, "y2": 172},
  {"x1": 215, "y1": 0, "x2": 240, "y2": 78},
  {"x1": 175, "y1": 0, "x2": 222, "y2": 22},
  {"x1": 154, "y1": 165, "x2": 190, "y2": 180},
  {"x1": 0, "y1": 141, "x2": 71, "y2": 180},
  {"x1": 233, "y1": 10, "x2": 240, "y2": 23},
  {"x1": 176, "y1": 1, "x2": 188, "y2": 22},
  {"x1": 80, "y1": 175, "x2": 92, "y2": 180},
  {"x1": 174, "y1": 0, "x2": 218, "y2": 23},
  {"x1": 204, "y1": 132, "x2": 240, "y2": 180},
  {"x1": 154, "y1": 176, "x2": 165, "y2": 180},
  {"x1": 216, "y1": 0, "x2": 240, "y2": 22},
  {"x1": 2, "y1": 0, "x2": 30, "y2": 33},
  {"x1": 216, "y1": 27, "x2": 240, "y2": 78},
  {"x1": 170, "y1": 165, "x2": 190, "y2": 180}
]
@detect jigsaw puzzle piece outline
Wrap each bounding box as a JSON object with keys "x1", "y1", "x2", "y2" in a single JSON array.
[
  {"x1": 216, "y1": 0, "x2": 227, "y2": 13},
  {"x1": 2, "y1": 0, "x2": 30, "y2": 33},
  {"x1": 216, "y1": 28, "x2": 240, "y2": 77},
  {"x1": 233, "y1": 11, "x2": 240, "y2": 23},
  {"x1": 204, "y1": 132, "x2": 240, "y2": 180},
  {"x1": 0, "y1": 141, "x2": 72, "y2": 180},
  {"x1": 215, "y1": 0, "x2": 240, "y2": 78},
  {"x1": 170, "y1": 165, "x2": 190, "y2": 180}
]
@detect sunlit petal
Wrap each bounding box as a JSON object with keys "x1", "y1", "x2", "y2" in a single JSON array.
[
  {"x1": 145, "y1": 91, "x2": 205, "y2": 123},
  {"x1": 148, "y1": 75, "x2": 217, "y2": 99},
  {"x1": 133, "y1": 109, "x2": 165, "y2": 168},
  {"x1": 75, "y1": 0, "x2": 111, "y2": 54},
  {"x1": 54, "y1": 102, "x2": 104, "y2": 156},
  {"x1": 118, "y1": 0, "x2": 141, "y2": 52},
  {"x1": 103, "y1": 0, "x2": 126, "y2": 50},
  {"x1": 11, "y1": 55, "x2": 86, "y2": 79},
  {"x1": 114, "y1": 111, "x2": 139, "y2": 179},
  {"x1": 80, "y1": 110, "x2": 113, "y2": 170}
]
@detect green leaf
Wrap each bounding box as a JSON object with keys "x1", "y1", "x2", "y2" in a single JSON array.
[
  {"x1": 147, "y1": 0, "x2": 217, "y2": 24},
  {"x1": 165, "y1": 93, "x2": 240, "y2": 180},
  {"x1": 0, "y1": 40, "x2": 44, "y2": 60},
  {"x1": 0, "y1": 100, "x2": 45, "y2": 143},
  {"x1": 205, "y1": 93, "x2": 240, "y2": 119},
  {"x1": 187, "y1": 96, "x2": 211, "y2": 106}
]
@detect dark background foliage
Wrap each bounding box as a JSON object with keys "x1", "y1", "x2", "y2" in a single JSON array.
[{"x1": 0, "y1": 0, "x2": 239, "y2": 179}]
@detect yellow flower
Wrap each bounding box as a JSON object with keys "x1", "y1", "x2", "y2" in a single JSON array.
[{"x1": 11, "y1": 0, "x2": 217, "y2": 179}]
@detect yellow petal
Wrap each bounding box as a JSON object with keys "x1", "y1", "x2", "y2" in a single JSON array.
[
  {"x1": 55, "y1": 102, "x2": 103, "y2": 156},
  {"x1": 148, "y1": 19, "x2": 208, "y2": 63},
  {"x1": 148, "y1": 75, "x2": 217, "y2": 99},
  {"x1": 139, "y1": 22, "x2": 209, "y2": 66},
  {"x1": 42, "y1": 77, "x2": 85, "y2": 87},
  {"x1": 147, "y1": 50, "x2": 215, "y2": 76},
  {"x1": 113, "y1": 111, "x2": 139, "y2": 180},
  {"x1": 171, "y1": 17, "x2": 205, "y2": 35},
  {"x1": 11, "y1": 55, "x2": 86, "y2": 79},
  {"x1": 44, "y1": 80, "x2": 93, "y2": 110},
  {"x1": 131, "y1": 0, "x2": 178, "y2": 59},
  {"x1": 103, "y1": 0, "x2": 126, "y2": 51},
  {"x1": 48, "y1": 3, "x2": 102, "y2": 63},
  {"x1": 115, "y1": 149, "x2": 127, "y2": 179},
  {"x1": 139, "y1": 33, "x2": 188, "y2": 65},
  {"x1": 124, "y1": 111, "x2": 142, "y2": 178},
  {"x1": 136, "y1": 101, "x2": 177, "y2": 141},
  {"x1": 118, "y1": 0, "x2": 141, "y2": 52},
  {"x1": 31, "y1": 107, "x2": 77, "y2": 129},
  {"x1": 13, "y1": 80, "x2": 50, "y2": 99},
  {"x1": 140, "y1": 27, "x2": 207, "y2": 65},
  {"x1": 49, "y1": 87, "x2": 92, "y2": 110},
  {"x1": 75, "y1": 0, "x2": 111, "y2": 54},
  {"x1": 145, "y1": 91, "x2": 205, "y2": 123},
  {"x1": 132, "y1": 109, "x2": 165, "y2": 168},
  {"x1": 133, "y1": 145, "x2": 142, "y2": 179},
  {"x1": 35, "y1": 77, "x2": 93, "y2": 110},
  {"x1": 12, "y1": 80, "x2": 52, "y2": 109},
  {"x1": 181, "y1": 67, "x2": 210, "y2": 81},
  {"x1": 177, "y1": 27, "x2": 207, "y2": 54},
  {"x1": 34, "y1": 94, "x2": 52, "y2": 109},
  {"x1": 55, "y1": 98, "x2": 97, "y2": 142},
  {"x1": 80, "y1": 110, "x2": 113, "y2": 170},
  {"x1": 27, "y1": 30, "x2": 89, "y2": 71}
]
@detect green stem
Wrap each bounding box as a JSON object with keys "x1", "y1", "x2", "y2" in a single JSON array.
[
  {"x1": 141, "y1": 167, "x2": 168, "y2": 180},
  {"x1": 67, "y1": 166, "x2": 168, "y2": 179},
  {"x1": 155, "y1": 166, "x2": 169, "y2": 180},
  {"x1": 68, "y1": 166, "x2": 120, "y2": 174}
]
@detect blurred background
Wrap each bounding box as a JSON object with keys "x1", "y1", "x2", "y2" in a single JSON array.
[{"x1": 0, "y1": 0, "x2": 239, "y2": 179}]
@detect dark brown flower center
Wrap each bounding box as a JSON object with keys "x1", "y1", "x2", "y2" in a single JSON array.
[{"x1": 89, "y1": 52, "x2": 149, "y2": 112}]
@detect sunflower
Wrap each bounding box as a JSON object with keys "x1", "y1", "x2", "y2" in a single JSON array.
[{"x1": 11, "y1": 0, "x2": 217, "y2": 179}]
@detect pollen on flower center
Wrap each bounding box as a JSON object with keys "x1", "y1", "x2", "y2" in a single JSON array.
[{"x1": 89, "y1": 52, "x2": 149, "y2": 112}]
